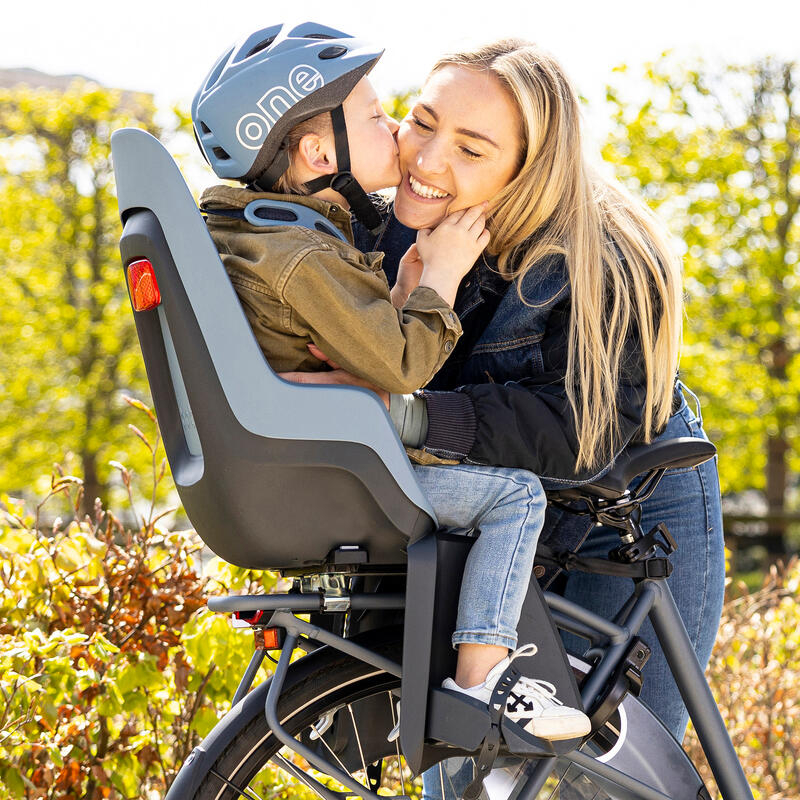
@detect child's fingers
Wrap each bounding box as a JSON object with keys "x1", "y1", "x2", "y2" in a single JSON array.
[
  {"x1": 477, "y1": 229, "x2": 491, "y2": 249},
  {"x1": 467, "y1": 214, "x2": 487, "y2": 237},
  {"x1": 456, "y1": 202, "x2": 488, "y2": 232},
  {"x1": 441, "y1": 208, "x2": 467, "y2": 226},
  {"x1": 307, "y1": 343, "x2": 342, "y2": 370}
]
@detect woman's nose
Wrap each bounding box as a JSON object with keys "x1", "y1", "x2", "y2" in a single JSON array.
[
  {"x1": 387, "y1": 116, "x2": 400, "y2": 135},
  {"x1": 416, "y1": 139, "x2": 447, "y2": 175}
]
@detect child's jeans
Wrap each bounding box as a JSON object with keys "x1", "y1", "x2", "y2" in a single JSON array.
[{"x1": 412, "y1": 464, "x2": 546, "y2": 651}]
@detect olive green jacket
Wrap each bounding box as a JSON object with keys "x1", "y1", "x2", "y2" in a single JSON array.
[{"x1": 200, "y1": 185, "x2": 462, "y2": 395}]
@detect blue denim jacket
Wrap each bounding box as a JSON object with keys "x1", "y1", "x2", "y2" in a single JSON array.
[
  {"x1": 356, "y1": 210, "x2": 649, "y2": 483},
  {"x1": 356, "y1": 209, "x2": 719, "y2": 588}
]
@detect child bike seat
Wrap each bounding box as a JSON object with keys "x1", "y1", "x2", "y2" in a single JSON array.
[{"x1": 111, "y1": 128, "x2": 436, "y2": 571}]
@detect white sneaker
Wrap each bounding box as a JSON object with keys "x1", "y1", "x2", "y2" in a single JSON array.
[{"x1": 442, "y1": 644, "x2": 591, "y2": 741}]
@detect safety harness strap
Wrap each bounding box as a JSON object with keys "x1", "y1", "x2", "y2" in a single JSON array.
[{"x1": 535, "y1": 545, "x2": 673, "y2": 580}]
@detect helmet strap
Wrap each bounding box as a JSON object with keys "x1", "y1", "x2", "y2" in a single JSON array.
[
  {"x1": 252, "y1": 143, "x2": 290, "y2": 193},
  {"x1": 302, "y1": 105, "x2": 386, "y2": 236}
]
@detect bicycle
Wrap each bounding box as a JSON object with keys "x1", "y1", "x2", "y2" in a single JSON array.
[{"x1": 112, "y1": 127, "x2": 754, "y2": 800}]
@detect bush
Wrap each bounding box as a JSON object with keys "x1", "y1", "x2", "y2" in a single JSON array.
[
  {"x1": 685, "y1": 560, "x2": 800, "y2": 799},
  {"x1": 0, "y1": 400, "x2": 279, "y2": 799},
  {"x1": 3, "y1": 398, "x2": 798, "y2": 797}
]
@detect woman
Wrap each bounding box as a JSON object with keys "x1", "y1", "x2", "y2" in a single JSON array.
[{"x1": 302, "y1": 38, "x2": 725, "y2": 748}]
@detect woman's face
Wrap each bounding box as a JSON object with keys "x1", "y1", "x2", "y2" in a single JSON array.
[{"x1": 394, "y1": 65, "x2": 523, "y2": 230}]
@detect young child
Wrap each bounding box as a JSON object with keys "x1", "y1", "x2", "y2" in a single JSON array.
[{"x1": 192, "y1": 21, "x2": 590, "y2": 741}]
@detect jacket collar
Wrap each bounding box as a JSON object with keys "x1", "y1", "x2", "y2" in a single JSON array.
[{"x1": 199, "y1": 184, "x2": 355, "y2": 244}]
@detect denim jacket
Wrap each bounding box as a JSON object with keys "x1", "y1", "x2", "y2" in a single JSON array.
[{"x1": 355, "y1": 209, "x2": 652, "y2": 484}]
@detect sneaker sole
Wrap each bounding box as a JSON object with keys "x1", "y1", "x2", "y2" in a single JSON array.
[{"x1": 523, "y1": 720, "x2": 592, "y2": 741}]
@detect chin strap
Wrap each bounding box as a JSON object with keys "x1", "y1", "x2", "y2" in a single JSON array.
[{"x1": 255, "y1": 105, "x2": 385, "y2": 236}]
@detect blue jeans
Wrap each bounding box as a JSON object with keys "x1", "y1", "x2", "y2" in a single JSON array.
[
  {"x1": 562, "y1": 385, "x2": 725, "y2": 740},
  {"x1": 420, "y1": 387, "x2": 725, "y2": 797},
  {"x1": 413, "y1": 464, "x2": 546, "y2": 651}
]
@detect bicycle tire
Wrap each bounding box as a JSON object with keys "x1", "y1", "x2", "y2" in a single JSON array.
[{"x1": 186, "y1": 633, "x2": 707, "y2": 800}]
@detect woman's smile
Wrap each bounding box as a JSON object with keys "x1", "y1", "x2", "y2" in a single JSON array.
[{"x1": 403, "y1": 172, "x2": 452, "y2": 203}]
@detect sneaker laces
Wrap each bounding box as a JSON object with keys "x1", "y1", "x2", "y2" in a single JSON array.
[{"x1": 505, "y1": 644, "x2": 564, "y2": 712}]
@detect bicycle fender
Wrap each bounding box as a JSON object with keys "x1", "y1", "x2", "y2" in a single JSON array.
[{"x1": 165, "y1": 678, "x2": 270, "y2": 800}]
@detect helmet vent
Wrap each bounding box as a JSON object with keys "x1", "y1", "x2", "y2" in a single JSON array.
[
  {"x1": 212, "y1": 146, "x2": 231, "y2": 161},
  {"x1": 254, "y1": 206, "x2": 298, "y2": 222},
  {"x1": 199, "y1": 121, "x2": 212, "y2": 134},
  {"x1": 305, "y1": 33, "x2": 337, "y2": 39},
  {"x1": 319, "y1": 46, "x2": 348, "y2": 60},
  {"x1": 246, "y1": 36, "x2": 277, "y2": 58}
]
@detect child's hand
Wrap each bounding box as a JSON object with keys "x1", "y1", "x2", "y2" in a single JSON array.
[
  {"x1": 416, "y1": 203, "x2": 490, "y2": 306},
  {"x1": 391, "y1": 244, "x2": 425, "y2": 307}
]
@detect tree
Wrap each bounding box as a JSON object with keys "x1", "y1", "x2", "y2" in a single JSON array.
[
  {"x1": 604, "y1": 57, "x2": 800, "y2": 555},
  {"x1": 0, "y1": 80, "x2": 166, "y2": 513}
]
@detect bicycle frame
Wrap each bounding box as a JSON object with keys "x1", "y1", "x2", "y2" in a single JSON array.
[{"x1": 190, "y1": 557, "x2": 752, "y2": 800}]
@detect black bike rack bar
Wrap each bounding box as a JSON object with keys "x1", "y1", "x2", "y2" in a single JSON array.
[
  {"x1": 648, "y1": 581, "x2": 754, "y2": 800},
  {"x1": 264, "y1": 632, "x2": 394, "y2": 800},
  {"x1": 231, "y1": 649, "x2": 266, "y2": 707},
  {"x1": 271, "y1": 753, "x2": 350, "y2": 800},
  {"x1": 208, "y1": 593, "x2": 406, "y2": 613},
  {"x1": 269, "y1": 610, "x2": 403, "y2": 677}
]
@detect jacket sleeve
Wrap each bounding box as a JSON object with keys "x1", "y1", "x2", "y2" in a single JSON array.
[{"x1": 281, "y1": 249, "x2": 462, "y2": 394}]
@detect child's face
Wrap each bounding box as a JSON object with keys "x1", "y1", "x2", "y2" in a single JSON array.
[{"x1": 341, "y1": 78, "x2": 401, "y2": 193}]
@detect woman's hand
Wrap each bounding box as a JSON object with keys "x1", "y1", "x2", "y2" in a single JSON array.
[
  {"x1": 417, "y1": 202, "x2": 490, "y2": 306},
  {"x1": 277, "y1": 344, "x2": 391, "y2": 409},
  {"x1": 391, "y1": 243, "x2": 425, "y2": 307}
]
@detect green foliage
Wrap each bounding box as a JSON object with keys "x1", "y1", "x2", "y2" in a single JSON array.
[
  {"x1": 383, "y1": 88, "x2": 418, "y2": 122},
  {"x1": 0, "y1": 80, "x2": 170, "y2": 510},
  {"x1": 0, "y1": 403, "x2": 287, "y2": 799},
  {"x1": 684, "y1": 561, "x2": 800, "y2": 798},
  {"x1": 603, "y1": 57, "x2": 800, "y2": 498}
]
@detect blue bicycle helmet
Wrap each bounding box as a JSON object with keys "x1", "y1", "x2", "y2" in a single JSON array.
[{"x1": 192, "y1": 22, "x2": 386, "y2": 233}]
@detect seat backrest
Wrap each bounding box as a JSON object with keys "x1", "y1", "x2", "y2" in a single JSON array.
[{"x1": 111, "y1": 127, "x2": 436, "y2": 570}]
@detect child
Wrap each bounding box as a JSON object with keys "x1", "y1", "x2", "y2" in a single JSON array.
[{"x1": 192, "y1": 21, "x2": 590, "y2": 741}]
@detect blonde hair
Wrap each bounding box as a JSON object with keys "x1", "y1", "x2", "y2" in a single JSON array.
[
  {"x1": 433, "y1": 40, "x2": 682, "y2": 472},
  {"x1": 274, "y1": 111, "x2": 333, "y2": 194}
]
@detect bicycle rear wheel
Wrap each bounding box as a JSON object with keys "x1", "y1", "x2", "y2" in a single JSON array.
[{"x1": 187, "y1": 634, "x2": 705, "y2": 800}]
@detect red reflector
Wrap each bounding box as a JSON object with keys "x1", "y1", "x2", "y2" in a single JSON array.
[
  {"x1": 262, "y1": 627, "x2": 282, "y2": 649},
  {"x1": 127, "y1": 259, "x2": 161, "y2": 311}
]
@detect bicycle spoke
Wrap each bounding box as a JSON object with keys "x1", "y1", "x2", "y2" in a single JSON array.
[
  {"x1": 270, "y1": 754, "x2": 339, "y2": 800},
  {"x1": 208, "y1": 767, "x2": 264, "y2": 800},
  {"x1": 304, "y1": 722, "x2": 353, "y2": 782},
  {"x1": 347, "y1": 702, "x2": 370, "y2": 787},
  {"x1": 389, "y1": 691, "x2": 408, "y2": 794}
]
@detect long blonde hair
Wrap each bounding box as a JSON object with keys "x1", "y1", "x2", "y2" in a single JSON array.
[{"x1": 432, "y1": 41, "x2": 682, "y2": 472}]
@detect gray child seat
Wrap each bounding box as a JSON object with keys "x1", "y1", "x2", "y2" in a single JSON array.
[{"x1": 111, "y1": 128, "x2": 436, "y2": 571}]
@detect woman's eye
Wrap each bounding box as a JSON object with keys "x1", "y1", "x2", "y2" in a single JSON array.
[
  {"x1": 411, "y1": 117, "x2": 433, "y2": 132},
  {"x1": 460, "y1": 147, "x2": 482, "y2": 160}
]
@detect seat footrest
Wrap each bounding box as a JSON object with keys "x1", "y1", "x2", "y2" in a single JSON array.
[{"x1": 425, "y1": 688, "x2": 580, "y2": 757}]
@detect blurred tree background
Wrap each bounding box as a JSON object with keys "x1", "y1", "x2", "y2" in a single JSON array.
[
  {"x1": 0, "y1": 81, "x2": 165, "y2": 516},
  {"x1": 605, "y1": 56, "x2": 800, "y2": 562},
  {"x1": 1, "y1": 53, "x2": 800, "y2": 800}
]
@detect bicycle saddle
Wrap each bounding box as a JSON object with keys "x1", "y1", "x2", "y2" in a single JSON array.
[{"x1": 550, "y1": 437, "x2": 717, "y2": 502}]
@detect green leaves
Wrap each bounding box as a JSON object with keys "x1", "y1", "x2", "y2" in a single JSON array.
[
  {"x1": 0, "y1": 404, "x2": 293, "y2": 798},
  {"x1": 0, "y1": 81, "x2": 166, "y2": 513},
  {"x1": 605, "y1": 57, "x2": 800, "y2": 507}
]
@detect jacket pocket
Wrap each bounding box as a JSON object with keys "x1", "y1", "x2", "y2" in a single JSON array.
[{"x1": 460, "y1": 334, "x2": 545, "y2": 384}]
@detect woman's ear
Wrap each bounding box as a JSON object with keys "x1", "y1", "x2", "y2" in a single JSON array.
[{"x1": 296, "y1": 132, "x2": 337, "y2": 176}]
